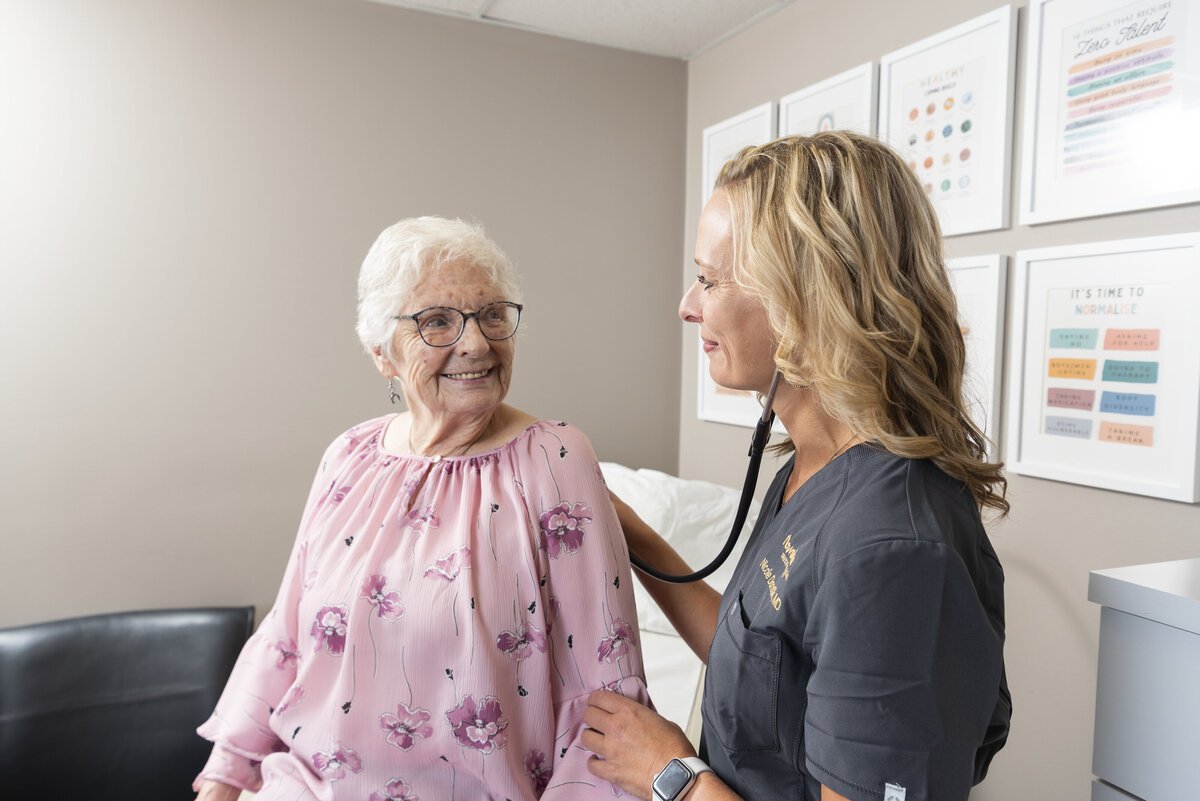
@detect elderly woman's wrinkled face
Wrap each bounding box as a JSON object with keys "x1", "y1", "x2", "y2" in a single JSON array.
[{"x1": 379, "y1": 259, "x2": 515, "y2": 421}]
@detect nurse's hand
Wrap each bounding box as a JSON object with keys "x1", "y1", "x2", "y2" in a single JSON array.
[
  {"x1": 582, "y1": 690, "x2": 695, "y2": 800},
  {"x1": 194, "y1": 780, "x2": 243, "y2": 801}
]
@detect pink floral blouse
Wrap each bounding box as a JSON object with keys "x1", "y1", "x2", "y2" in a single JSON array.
[{"x1": 195, "y1": 416, "x2": 649, "y2": 800}]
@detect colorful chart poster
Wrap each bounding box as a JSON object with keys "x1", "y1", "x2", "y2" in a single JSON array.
[
  {"x1": 879, "y1": 6, "x2": 1017, "y2": 236},
  {"x1": 779, "y1": 62, "x2": 877, "y2": 137},
  {"x1": 900, "y1": 59, "x2": 987, "y2": 205},
  {"x1": 946, "y1": 255, "x2": 1007, "y2": 456},
  {"x1": 1038, "y1": 282, "x2": 1167, "y2": 448},
  {"x1": 1020, "y1": 0, "x2": 1200, "y2": 223},
  {"x1": 1007, "y1": 235, "x2": 1200, "y2": 502}
]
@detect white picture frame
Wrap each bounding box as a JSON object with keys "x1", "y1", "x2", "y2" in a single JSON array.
[
  {"x1": 1006, "y1": 233, "x2": 1200, "y2": 503},
  {"x1": 700, "y1": 101, "x2": 777, "y2": 206},
  {"x1": 878, "y1": 5, "x2": 1017, "y2": 237},
  {"x1": 779, "y1": 62, "x2": 878, "y2": 136},
  {"x1": 1019, "y1": 0, "x2": 1200, "y2": 224},
  {"x1": 946, "y1": 254, "x2": 1008, "y2": 458},
  {"x1": 698, "y1": 102, "x2": 778, "y2": 428}
]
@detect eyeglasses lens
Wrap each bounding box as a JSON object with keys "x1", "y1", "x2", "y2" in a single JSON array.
[{"x1": 418, "y1": 303, "x2": 520, "y2": 346}]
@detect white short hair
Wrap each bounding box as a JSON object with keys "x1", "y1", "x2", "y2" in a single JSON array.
[{"x1": 355, "y1": 216, "x2": 522, "y2": 360}]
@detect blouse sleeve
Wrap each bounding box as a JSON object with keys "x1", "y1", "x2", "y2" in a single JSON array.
[
  {"x1": 192, "y1": 442, "x2": 336, "y2": 792},
  {"x1": 519, "y1": 422, "x2": 652, "y2": 798}
]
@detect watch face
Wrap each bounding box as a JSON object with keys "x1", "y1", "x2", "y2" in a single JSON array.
[{"x1": 652, "y1": 759, "x2": 693, "y2": 800}]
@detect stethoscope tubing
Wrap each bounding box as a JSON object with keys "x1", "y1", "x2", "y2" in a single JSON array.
[{"x1": 629, "y1": 372, "x2": 781, "y2": 584}]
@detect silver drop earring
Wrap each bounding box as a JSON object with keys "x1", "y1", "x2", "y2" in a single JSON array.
[{"x1": 387, "y1": 378, "x2": 401, "y2": 405}]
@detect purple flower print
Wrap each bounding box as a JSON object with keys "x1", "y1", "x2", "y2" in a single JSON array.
[
  {"x1": 275, "y1": 638, "x2": 300, "y2": 670},
  {"x1": 330, "y1": 485, "x2": 353, "y2": 504},
  {"x1": 311, "y1": 605, "x2": 349, "y2": 656},
  {"x1": 540, "y1": 502, "x2": 592, "y2": 559},
  {"x1": 370, "y1": 778, "x2": 420, "y2": 801},
  {"x1": 312, "y1": 742, "x2": 363, "y2": 781},
  {"x1": 496, "y1": 623, "x2": 548, "y2": 660},
  {"x1": 404, "y1": 504, "x2": 441, "y2": 531},
  {"x1": 424, "y1": 546, "x2": 471, "y2": 581},
  {"x1": 446, "y1": 694, "x2": 508, "y2": 754},
  {"x1": 276, "y1": 683, "x2": 304, "y2": 715},
  {"x1": 361, "y1": 575, "x2": 405, "y2": 621},
  {"x1": 597, "y1": 618, "x2": 636, "y2": 663},
  {"x1": 525, "y1": 749, "x2": 552, "y2": 796},
  {"x1": 379, "y1": 703, "x2": 433, "y2": 751}
]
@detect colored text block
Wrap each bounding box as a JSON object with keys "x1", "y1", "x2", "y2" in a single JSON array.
[
  {"x1": 1048, "y1": 358, "x2": 1097, "y2": 380},
  {"x1": 1045, "y1": 416, "x2": 1093, "y2": 439},
  {"x1": 1103, "y1": 329, "x2": 1160, "y2": 351},
  {"x1": 1047, "y1": 388, "x2": 1096, "y2": 411},
  {"x1": 1101, "y1": 360, "x2": 1159, "y2": 383},
  {"x1": 1049, "y1": 328, "x2": 1099, "y2": 349},
  {"x1": 1098, "y1": 421, "x2": 1154, "y2": 447},
  {"x1": 1099, "y1": 391, "x2": 1156, "y2": 417}
]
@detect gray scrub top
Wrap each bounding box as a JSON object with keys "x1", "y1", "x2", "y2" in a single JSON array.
[{"x1": 699, "y1": 444, "x2": 1010, "y2": 801}]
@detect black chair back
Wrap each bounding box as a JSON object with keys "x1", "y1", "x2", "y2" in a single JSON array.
[{"x1": 0, "y1": 606, "x2": 253, "y2": 801}]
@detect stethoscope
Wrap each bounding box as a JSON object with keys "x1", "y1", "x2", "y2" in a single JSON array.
[{"x1": 629, "y1": 371, "x2": 782, "y2": 584}]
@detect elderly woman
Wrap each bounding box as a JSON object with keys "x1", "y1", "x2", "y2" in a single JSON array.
[
  {"x1": 584, "y1": 133, "x2": 1009, "y2": 801},
  {"x1": 194, "y1": 216, "x2": 649, "y2": 801}
]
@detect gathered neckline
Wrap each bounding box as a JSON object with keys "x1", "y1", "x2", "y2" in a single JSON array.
[{"x1": 376, "y1": 414, "x2": 549, "y2": 461}]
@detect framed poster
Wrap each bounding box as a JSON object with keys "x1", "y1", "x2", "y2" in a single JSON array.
[
  {"x1": 1006, "y1": 233, "x2": 1200, "y2": 502},
  {"x1": 946, "y1": 254, "x2": 1008, "y2": 457},
  {"x1": 698, "y1": 102, "x2": 778, "y2": 427},
  {"x1": 700, "y1": 102, "x2": 776, "y2": 206},
  {"x1": 1019, "y1": 0, "x2": 1200, "y2": 224},
  {"x1": 779, "y1": 62, "x2": 878, "y2": 136},
  {"x1": 878, "y1": 5, "x2": 1018, "y2": 237}
]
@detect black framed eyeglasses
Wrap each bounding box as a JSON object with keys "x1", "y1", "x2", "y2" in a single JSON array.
[{"x1": 393, "y1": 301, "x2": 523, "y2": 347}]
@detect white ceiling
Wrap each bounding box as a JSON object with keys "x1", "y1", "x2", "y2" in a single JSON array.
[{"x1": 364, "y1": 0, "x2": 796, "y2": 60}]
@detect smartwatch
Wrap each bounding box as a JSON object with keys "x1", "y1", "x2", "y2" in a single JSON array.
[{"x1": 651, "y1": 756, "x2": 713, "y2": 801}]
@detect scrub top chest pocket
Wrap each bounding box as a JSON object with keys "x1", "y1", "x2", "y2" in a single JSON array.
[{"x1": 702, "y1": 591, "x2": 783, "y2": 754}]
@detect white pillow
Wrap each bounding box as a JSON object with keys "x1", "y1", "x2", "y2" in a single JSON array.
[{"x1": 599, "y1": 462, "x2": 760, "y2": 637}]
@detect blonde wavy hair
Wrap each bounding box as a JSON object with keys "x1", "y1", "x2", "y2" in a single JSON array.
[{"x1": 715, "y1": 132, "x2": 1008, "y2": 515}]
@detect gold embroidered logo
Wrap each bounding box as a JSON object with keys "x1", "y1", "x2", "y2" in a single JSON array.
[
  {"x1": 781, "y1": 535, "x2": 797, "y2": 581},
  {"x1": 760, "y1": 558, "x2": 781, "y2": 610}
]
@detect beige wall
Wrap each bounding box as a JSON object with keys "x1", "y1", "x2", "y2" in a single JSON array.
[
  {"x1": 0, "y1": 0, "x2": 685, "y2": 627},
  {"x1": 681, "y1": 2, "x2": 1200, "y2": 800}
]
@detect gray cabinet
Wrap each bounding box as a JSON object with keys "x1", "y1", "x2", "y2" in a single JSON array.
[{"x1": 1088, "y1": 558, "x2": 1200, "y2": 801}]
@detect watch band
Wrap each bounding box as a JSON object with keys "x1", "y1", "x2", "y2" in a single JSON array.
[{"x1": 677, "y1": 757, "x2": 712, "y2": 778}]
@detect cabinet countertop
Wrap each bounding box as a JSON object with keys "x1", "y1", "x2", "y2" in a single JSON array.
[{"x1": 1088, "y1": 557, "x2": 1200, "y2": 635}]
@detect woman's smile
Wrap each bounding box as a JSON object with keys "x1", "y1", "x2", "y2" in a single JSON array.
[{"x1": 442, "y1": 367, "x2": 493, "y2": 381}]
